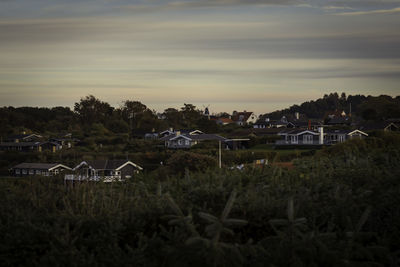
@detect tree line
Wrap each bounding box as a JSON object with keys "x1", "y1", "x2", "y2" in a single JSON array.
[
  {"x1": 0, "y1": 95, "x2": 218, "y2": 138},
  {"x1": 264, "y1": 93, "x2": 400, "y2": 120},
  {"x1": 1, "y1": 93, "x2": 399, "y2": 139}
]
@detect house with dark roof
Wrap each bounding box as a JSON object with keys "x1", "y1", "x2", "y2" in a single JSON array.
[
  {"x1": 5, "y1": 133, "x2": 42, "y2": 143},
  {"x1": 0, "y1": 141, "x2": 62, "y2": 152},
  {"x1": 0, "y1": 142, "x2": 42, "y2": 152},
  {"x1": 216, "y1": 117, "x2": 234, "y2": 125},
  {"x1": 277, "y1": 129, "x2": 323, "y2": 145},
  {"x1": 160, "y1": 132, "x2": 226, "y2": 149},
  {"x1": 65, "y1": 160, "x2": 143, "y2": 182},
  {"x1": 276, "y1": 127, "x2": 368, "y2": 145},
  {"x1": 324, "y1": 129, "x2": 368, "y2": 144},
  {"x1": 326, "y1": 116, "x2": 352, "y2": 126},
  {"x1": 358, "y1": 121, "x2": 399, "y2": 132},
  {"x1": 11, "y1": 163, "x2": 71, "y2": 176},
  {"x1": 231, "y1": 111, "x2": 258, "y2": 126}
]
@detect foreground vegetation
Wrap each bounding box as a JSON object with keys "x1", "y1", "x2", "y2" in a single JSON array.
[{"x1": 0, "y1": 133, "x2": 399, "y2": 266}]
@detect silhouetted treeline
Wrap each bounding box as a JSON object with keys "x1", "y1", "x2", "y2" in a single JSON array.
[
  {"x1": 264, "y1": 93, "x2": 400, "y2": 120},
  {"x1": 1, "y1": 93, "x2": 399, "y2": 139},
  {"x1": 0, "y1": 95, "x2": 218, "y2": 138}
]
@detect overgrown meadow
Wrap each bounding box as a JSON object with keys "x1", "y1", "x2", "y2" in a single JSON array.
[{"x1": 1, "y1": 133, "x2": 400, "y2": 267}]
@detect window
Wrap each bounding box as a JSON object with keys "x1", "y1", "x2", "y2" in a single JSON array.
[
  {"x1": 290, "y1": 135, "x2": 298, "y2": 144},
  {"x1": 22, "y1": 169, "x2": 27, "y2": 174},
  {"x1": 35, "y1": 170, "x2": 41, "y2": 175},
  {"x1": 29, "y1": 169, "x2": 34, "y2": 175},
  {"x1": 15, "y1": 169, "x2": 20, "y2": 174},
  {"x1": 185, "y1": 140, "x2": 190, "y2": 145},
  {"x1": 303, "y1": 135, "x2": 313, "y2": 144}
]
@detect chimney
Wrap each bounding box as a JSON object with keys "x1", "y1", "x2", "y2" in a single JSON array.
[
  {"x1": 176, "y1": 131, "x2": 181, "y2": 136},
  {"x1": 318, "y1": 127, "x2": 324, "y2": 145},
  {"x1": 295, "y1": 112, "x2": 299, "y2": 120},
  {"x1": 169, "y1": 127, "x2": 173, "y2": 132}
]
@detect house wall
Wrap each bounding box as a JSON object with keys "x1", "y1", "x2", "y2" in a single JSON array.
[
  {"x1": 13, "y1": 167, "x2": 64, "y2": 176},
  {"x1": 120, "y1": 164, "x2": 138, "y2": 179},
  {"x1": 167, "y1": 138, "x2": 193, "y2": 148}
]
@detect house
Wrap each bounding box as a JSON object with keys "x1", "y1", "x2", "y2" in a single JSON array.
[
  {"x1": 255, "y1": 116, "x2": 295, "y2": 129},
  {"x1": 0, "y1": 142, "x2": 42, "y2": 152},
  {"x1": 50, "y1": 133, "x2": 79, "y2": 149},
  {"x1": 324, "y1": 129, "x2": 368, "y2": 144},
  {"x1": 216, "y1": 117, "x2": 234, "y2": 125},
  {"x1": 253, "y1": 119, "x2": 270, "y2": 129},
  {"x1": 231, "y1": 111, "x2": 258, "y2": 126},
  {"x1": 39, "y1": 141, "x2": 62, "y2": 152},
  {"x1": 277, "y1": 129, "x2": 322, "y2": 145},
  {"x1": 5, "y1": 133, "x2": 42, "y2": 143},
  {"x1": 144, "y1": 133, "x2": 159, "y2": 140},
  {"x1": 326, "y1": 116, "x2": 352, "y2": 126},
  {"x1": 160, "y1": 133, "x2": 226, "y2": 149},
  {"x1": 65, "y1": 160, "x2": 143, "y2": 182},
  {"x1": 159, "y1": 129, "x2": 175, "y2": 138},
  {"x1": 324, "y1": 110, "x2": 351, "y2": 126},
  {"x1": 276, "y1": 127, "x2": 368, "y2": 145},
  {"x1": 358, "y1": 121, "x2": 399, "y2": 132},
  {"x1": 0, "y1": 141, "x2": 62, "y2": 152},
  {"x1": 11, "y1": 163, "x2": 71, "y2": 176}
]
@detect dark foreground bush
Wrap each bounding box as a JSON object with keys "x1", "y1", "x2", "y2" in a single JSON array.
[{"x1": 0, "y1": 133, "x2": 399, "y2": 266}]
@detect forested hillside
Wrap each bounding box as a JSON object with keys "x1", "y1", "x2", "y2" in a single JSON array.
[
  {"x1": 1, "y1": 93, "x2": 399, "y2": 140},
  {"x1": 0, "y1": 95, "x2": 218, "y2": 139},
  {"x1": 263, "y1": 93, "x2": 400, "y2": 120}
]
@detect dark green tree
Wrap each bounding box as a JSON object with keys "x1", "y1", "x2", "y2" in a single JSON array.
[{"x1": 74, "y1": 95, "x2": 113, "y2": 125}]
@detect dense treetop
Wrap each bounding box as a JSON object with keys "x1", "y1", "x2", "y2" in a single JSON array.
[{"x1": 0, "y1": 93, "x2": 399, "y2": 139}]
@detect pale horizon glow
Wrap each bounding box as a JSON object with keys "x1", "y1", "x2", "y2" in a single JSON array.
[{"x1": 0, "y1": 0, "x2": 399, "y2": 114}]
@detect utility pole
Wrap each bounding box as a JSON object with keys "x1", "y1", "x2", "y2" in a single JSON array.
[
  {"x1": 129, "y1": 111, "x2": 133, "y2": 140},
  {"x1": 218, "y1": 141, "x2": 222, "y2": 169}
]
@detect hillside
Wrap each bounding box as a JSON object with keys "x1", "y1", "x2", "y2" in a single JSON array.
[{"x1": 262, "y1": 93, "x2": 400, "y2": 121}]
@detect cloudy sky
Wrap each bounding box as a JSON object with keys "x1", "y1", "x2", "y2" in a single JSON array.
[{"x1": 0, "y1": 0, "x2": 399, "y2": 114}]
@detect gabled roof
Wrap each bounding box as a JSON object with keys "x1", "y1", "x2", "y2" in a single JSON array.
[
  {"x1": 170, "y1": 134, "x2": 193, "y2": 141},
  {"x1": 325, "y1": 129, "x2": 368, "y2": 136},
  {"x1": 7, "y1": 133, "x2": 42, "y2": 140},
  {"x1": 12, "y1": 163, "x2": 71, "y2": 171},
  {"x1": 279, "y1": 129, "x2": 319, "y2": 135},
  {"x1": 218, "y1": 118, "x2": 234, "y2": 124},
  {"x1": 326, "y1": 116, "x2": 351, "y2": 125},
  {"x1": 188, "y1": 130, "x2": 204, "y2": 135},
  {"x1": 347, "y1": 130, "x2": 368, "y2": 136},
  {"x1": 74, "y1": 160, "x2": 142, "y2": 171},
  {"x1": 189, "y1": 134, "x2": 226, "y2": 141},
  {"x1": 0, "y1": 142, "x2": 41, "y2": 147},
  {"x1": 169, "y1": 134, "x2": 226, "y2": 142},
  {"x1": 358, "y1": 121, "x2": 399, "y2": 131},
  {"x1": 231, "y1": 112, "x2": 254, "y2": 122},
  {"x1": 159, "y1": 130, "x2": 174, "y2": 135}
]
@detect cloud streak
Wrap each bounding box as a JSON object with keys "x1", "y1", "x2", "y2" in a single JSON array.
[{"x1": 335, "y1": 6, "x2": 400, "y2": 15}]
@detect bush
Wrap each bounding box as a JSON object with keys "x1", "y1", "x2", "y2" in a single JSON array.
[{"x1": 166, "y1": 151, "x2": 217, "y2": 174}]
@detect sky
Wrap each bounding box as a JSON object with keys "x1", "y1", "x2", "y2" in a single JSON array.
[{"x1": 0, "y1": 0, "x2": 399, "y2": 114}]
